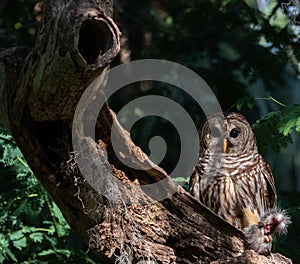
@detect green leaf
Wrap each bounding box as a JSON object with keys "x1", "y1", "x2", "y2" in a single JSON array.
[
  {"x1": 29, "y1": 232, "x2": 44, "y2": 243},
  {"x1": 0, "y1": 253, "x2": 5, "y2": 263},
  {"x1": 12, "y1": 237, "x2": 27, "y2": 250},
  {"x1": 38, "y1": 249, "x2": 71, "y2": 258},
  {"x1": 173, "y1": 177, "x2": 187, "y2": 183},
  {"x1": 0, "y1": 234, "x2": 9, "y2": 249},
  {"x1": 38, "y1": 249, "x2": 56, "y2": 256},
  {"x1": 236, "y1": 98, "x2": 244, "y2": 111},
  {"x1": 22, "y1": 226, "x2": 36, "y2": 233},
  {"x1": 9, "y1": 231, "x2": 27, "y2": 250},
  {"x1": 0, "y1": 234, "x2": 18, "y2": 263},
  {"x1": 173, "y1": 177, "x2": 190, "y2": 191},
  {"x1": 3, "y1": 248, "x2": 17, "y2": 262},
  {"x1": 277, "y1": 104, "x2": 300, "y2": 135},
  {"x1": 234, "y1": 97, "x2": 255, "y2": 111},
  {"x1": 14, "y1": 22, "x2": 23, "y2": 30},
  {"x1": 253, "y1": 111, "x2": 293, "y2": 155},
  {"x1": 296, "y1": 116, "x2": 300, "y2": 132},
  {"x1": 55, "y1": 249, "x2": 72, "y2": 258},
  {"x1": 278, "y1": 117, "x2": 297, "y2": 135}
]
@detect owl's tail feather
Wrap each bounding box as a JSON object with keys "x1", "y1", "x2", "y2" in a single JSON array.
[{"x1": 244, "y1": 208, "x2": 291, "y2": 255}]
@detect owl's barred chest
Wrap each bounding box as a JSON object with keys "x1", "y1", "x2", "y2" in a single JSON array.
[
  {"x1": 197, "y1": 154, "x2": 266, "y2": 217},
  {"x1": 198, "y1": 153, "x2": 260, "y2": 180}
]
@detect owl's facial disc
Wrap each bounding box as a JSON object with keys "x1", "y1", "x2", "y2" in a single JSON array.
[
  {"x1": 202, "y1": 112, "x2": 257, "y2": 156},
  {"x1": 224, "y1": 121, "x2": 248, "y2": 154},
  {"x1": 208, "y1": 123, "x2": 243, "y2": 154},
  {"x1": 206, "y1": 125, "x2": 225, "y2": 153},
  {"x1": 223, "y1": 127, "x2": 241, "y2": 153}
]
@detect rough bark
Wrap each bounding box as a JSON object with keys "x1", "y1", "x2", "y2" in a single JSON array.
[{"x1": 0, "y1": 0, "x2": 292, "y2": 263}]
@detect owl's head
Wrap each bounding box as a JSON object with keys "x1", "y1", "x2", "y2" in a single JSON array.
[{"x1": 200, "y1": 112, "x2": 258, "y2": 155}]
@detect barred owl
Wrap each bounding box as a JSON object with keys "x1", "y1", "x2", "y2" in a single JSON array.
[{"x1": 189, "y1": 112, "x2": 290, "y2": 254}]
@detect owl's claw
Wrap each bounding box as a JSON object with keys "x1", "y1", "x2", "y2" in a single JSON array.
[
  {"x1": 244, "y1": 208, "x2": 291, "y2": 255},
  {"x1": 260, "y1": 208, "x2": 291, "y2": 236},
  {"x1": 264, "y1": 235, "x2": 272, "y2": 243},
  {"x1": 244, "y1": 224, "x2": 272, "y2": 255}
]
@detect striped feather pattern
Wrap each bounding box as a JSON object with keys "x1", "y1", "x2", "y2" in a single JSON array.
[{"x1": 190, "y1": 113, "x2": 277, "y2": 230}]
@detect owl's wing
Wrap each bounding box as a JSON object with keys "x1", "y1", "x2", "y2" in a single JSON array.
[
  {"x1": 259, "y1": 156, "x2": 277, "y2": 209},
  {"x1": 189, "y1": 165, "x2": 201, "y2": 201}
]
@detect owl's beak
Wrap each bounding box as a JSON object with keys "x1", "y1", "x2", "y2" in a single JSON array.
[{"x1": 223, "y1": 138, "x2": 228, "y2": 153}]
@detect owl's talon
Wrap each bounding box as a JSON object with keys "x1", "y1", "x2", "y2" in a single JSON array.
[
  {"x1": 244, "y1": 224, "x2": 272, "y2": 255},
  {"x1": 244, "y1": 208, "x2": 291, "y2": 255},
  {"x1": 260, "y1": 208, "x2": 291, "y2": 236},
  {"x1": 264, "y1": 235, "x2": 272, "y2": 243}
]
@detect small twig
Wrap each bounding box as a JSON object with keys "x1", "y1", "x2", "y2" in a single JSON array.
[{"x1": 254, "y1": 96, "x2": 287, "y2": 107}]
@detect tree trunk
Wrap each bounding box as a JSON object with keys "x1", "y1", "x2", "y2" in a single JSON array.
[{"x1": 0, "y1": 1, "x2": 292, "y2": 263}]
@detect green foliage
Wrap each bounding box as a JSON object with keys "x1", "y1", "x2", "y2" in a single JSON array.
[
  {"x1": 231, "y1": 96, "x2": 299, "y2": 155},
  {"x1": 234, "y1": 96, "x2": 287, "y2": 112},
  {"x1": 0, "y1": 128, "x2": 98, "y2": 264},
  {"x1": 277, "y1": 104, "x2": 300, "y2": 135},
  {"x1": 234, "y1": 96, "x2": 256, "y2": 111},
  {"x1": 253, "y1": 111, "x2": 293, "y2": 155},
  {"x1": 173, "y1": 177, "x2": 190, "y2": 191}
]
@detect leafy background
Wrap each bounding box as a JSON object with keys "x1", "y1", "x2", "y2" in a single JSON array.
[
  {"x1": 1, "y1": 0, "x2": 300, "y2": 263},
  {"x1": 0, "y1": 128, "x2": 102, "y2": 263}
]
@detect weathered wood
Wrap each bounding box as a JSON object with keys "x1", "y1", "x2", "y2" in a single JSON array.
[
  {"x1": 212, "y1": 251, "x2": 292, "y2": 264},
  {"x1": 0, "y1": 0, "x2": 292, "y2": 263},
  {"x1": 0, "y1": 0, "x2": 121, "y2": 256},
  {"x1": 10, "y1": 0, "x2": 120, "y2": 124}
]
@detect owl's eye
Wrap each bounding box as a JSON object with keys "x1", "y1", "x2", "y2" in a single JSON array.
[
  {"x1": 211, "y1": 127, "x2": 221, "y2": 138},
  {"x1": 230, "y1": 128, "x2": 240, "y2": 138}
]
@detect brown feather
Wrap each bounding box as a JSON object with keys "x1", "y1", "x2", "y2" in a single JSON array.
[{"x1": 189, "y1": 112, "x2": 276, "y2": 230}]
